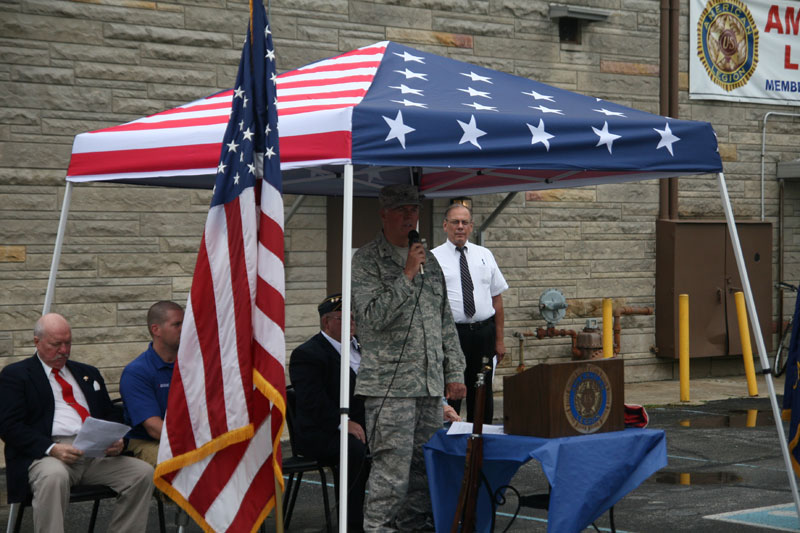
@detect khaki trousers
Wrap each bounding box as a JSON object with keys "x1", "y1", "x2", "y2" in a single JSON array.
[{"x1": 28, "y1": 438, "x2": 154, "y2": 533}]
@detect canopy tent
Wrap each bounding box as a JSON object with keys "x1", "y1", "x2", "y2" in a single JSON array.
[
  {"x1": 65, "y1": 41, "x2": 721, "y2": 196},
  {"x1": 50, "y1": 41, "x2": 800, "y2": 530}
]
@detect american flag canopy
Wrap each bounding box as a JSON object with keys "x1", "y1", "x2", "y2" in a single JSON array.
[{"x1": 67, "y1": 41, "x2": 722, "y2": 196}]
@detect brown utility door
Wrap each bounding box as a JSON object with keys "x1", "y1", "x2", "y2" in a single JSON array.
[
  {"x1": 674, "y1": 223, "x2": 728, "y2": 358},
  {"x1": 655, "y1": 220, "x2": 772, "y2": 358},
  {"x1": 725, "y1": 223, "x2": 772, "y2": 354}
]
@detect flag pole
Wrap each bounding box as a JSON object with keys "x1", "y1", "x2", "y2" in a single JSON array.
[
  {"x1": 274, "y1": 474, "x2": 285, "y2": 532},
  {"x1": 717, "y1": 171, "x2": 800, "y2": 521},
  {"x1": 250, "y1": 1, "x2": 285, "y2": 531}
]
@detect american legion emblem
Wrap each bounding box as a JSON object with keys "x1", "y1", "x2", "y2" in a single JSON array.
[
  {"x1": 696, "y1": 0, "x2": 759, "y2": 91},
  {"x1": 563, "y1": 364, "x2": 612, "y2": 434}
]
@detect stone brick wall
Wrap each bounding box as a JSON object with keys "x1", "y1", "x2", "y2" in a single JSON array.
[{"x1": 1, "y1": 0, "x2": 799, "y2": 401}]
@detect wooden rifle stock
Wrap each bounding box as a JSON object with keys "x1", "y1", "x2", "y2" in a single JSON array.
[{"x1": 450, "y1": 357, "x2": 491, "y2": 532}]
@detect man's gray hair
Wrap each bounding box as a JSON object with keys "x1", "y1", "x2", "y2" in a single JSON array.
[
  {"x1": 33, "y1": 317, "x2": 45, "y2": 339},
  {"x1": 444, "y1": 202, "x2": 473, "y2": 221}
]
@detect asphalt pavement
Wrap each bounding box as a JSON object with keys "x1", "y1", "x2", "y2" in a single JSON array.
[{"x1": 2, "y1": 375, "x2": 798, "y2": 532}]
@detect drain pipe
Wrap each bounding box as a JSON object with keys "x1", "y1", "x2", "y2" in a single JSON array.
[{"x1": 762, "y1": 112, "x2": 800, "y2": 332}]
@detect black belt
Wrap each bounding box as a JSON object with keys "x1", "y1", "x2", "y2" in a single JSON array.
[{"x1": 456, "y1": 317, "x2": 494, "y2": 331}]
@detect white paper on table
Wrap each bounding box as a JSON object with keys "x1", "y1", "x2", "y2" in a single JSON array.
[
  {"x1": 446, "y1": 421, "x2": 505, "y2": 435},
  {"x1": 72, "y1": 417, "x2": 131, "y2": 458}
]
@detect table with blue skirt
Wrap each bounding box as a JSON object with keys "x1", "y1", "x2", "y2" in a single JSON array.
[{"x1": 423, "y1": 427, "x2": 667, "y2": 532}]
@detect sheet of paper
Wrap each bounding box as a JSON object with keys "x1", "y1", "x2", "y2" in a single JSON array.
[
  {"x1": 72, "y1": 417, "x2": 131, "y2": 458},
  {"x1": 446, "y1": 421, "x2": 505, "y2": 435}
]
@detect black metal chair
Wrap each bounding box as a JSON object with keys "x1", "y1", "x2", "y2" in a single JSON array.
[
  {"x1": 282, "y1": 386, "x2": 337, "y2": 532},
  {"x1": 6, "y1": 484, "x2": 118, "y2": 533}
]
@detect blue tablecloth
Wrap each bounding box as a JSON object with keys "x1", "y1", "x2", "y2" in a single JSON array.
[{"x1": 423, "y1": 428, "x2": 667, "y2": 533}]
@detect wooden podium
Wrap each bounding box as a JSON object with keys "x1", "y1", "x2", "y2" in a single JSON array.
[{"x1": 503, "y1": 358, "x2": 624, "y2": 438}]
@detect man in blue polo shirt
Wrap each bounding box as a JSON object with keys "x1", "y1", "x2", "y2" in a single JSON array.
[{"x1": 120, "y1": 301, "x2": 183, "y2": 466}]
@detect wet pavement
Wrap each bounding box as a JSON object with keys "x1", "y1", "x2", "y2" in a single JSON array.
[{"x1": 2, "y1": 375, "x2": 798, "y2": 532}]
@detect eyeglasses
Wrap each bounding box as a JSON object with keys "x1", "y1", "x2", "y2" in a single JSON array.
[{"x1": 447, "y1": 219, "x2": 472, "y2": 226}]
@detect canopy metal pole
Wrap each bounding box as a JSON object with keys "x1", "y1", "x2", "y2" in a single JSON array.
[
  {"x1": 43, "y1": 181, "x2": 73, "y2": 314},
  {"x1": 338, "y1": 164, "x2": 354, "y2": 533},
  {"x1": 717, "y1": 171, "x2": 800, "y2": 520},
  {"x1": 477, "y1": 192, "x2": 517, "y2": 246},
  {"x1": 284, "y1": 194, "x2": 305, "y2": 225}
]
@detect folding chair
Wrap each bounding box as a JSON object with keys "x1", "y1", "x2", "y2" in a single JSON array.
[{"x1": 282, "y1": 386, "x2": 337, "y2": 532}]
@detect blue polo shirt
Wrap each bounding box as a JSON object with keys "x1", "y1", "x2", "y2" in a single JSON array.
[{"x1": 120, "y1": 343, "x2": 173, "y2": 441}]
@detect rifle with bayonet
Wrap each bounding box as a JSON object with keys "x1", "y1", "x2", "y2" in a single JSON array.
[{"x1": 450, "y1": 356, "x2": 491, "y2": 532}]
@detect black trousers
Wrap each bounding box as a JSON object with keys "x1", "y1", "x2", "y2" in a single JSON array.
[{"x1": 450, "y1": 318, "x2": 496, "y2": 423}]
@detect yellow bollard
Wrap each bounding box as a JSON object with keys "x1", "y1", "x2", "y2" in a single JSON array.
[
  {"x1": 746, "y1": 409, "x2": 758, "y2": 427},
  {"x1": 734, "y1": 291, "x2": 759, "y2": 397},
  {"x1": 603, "y1": 298, "x2": 613, "y2": 358},
  {"x1": 680, "y1": 473, "x2": 691, "y2": 486},
  {"x1": 679, "y1": 294, "x2": 690, "y2": 402}
]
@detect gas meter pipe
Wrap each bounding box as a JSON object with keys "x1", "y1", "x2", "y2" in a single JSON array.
[{"x1": 613, "y1": 306, "x2": 654, "y2": 355}]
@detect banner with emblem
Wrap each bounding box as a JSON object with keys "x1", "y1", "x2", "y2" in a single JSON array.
[{"x1": 690, "y1": 0, "x2": 800, "y2": 105}]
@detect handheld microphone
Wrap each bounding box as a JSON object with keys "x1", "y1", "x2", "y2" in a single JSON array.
[{"x1": 408, "y1": 230, "x2": 424, "y2": 276}]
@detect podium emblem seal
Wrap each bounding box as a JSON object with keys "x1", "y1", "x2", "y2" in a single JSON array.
[{"x1": 563, "y1": 364, "x2": 612, "y2": 434}]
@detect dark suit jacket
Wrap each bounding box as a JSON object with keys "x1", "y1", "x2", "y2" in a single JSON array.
[
  {"x1": 288, "y1": 333, "x2": 365, "y2": 459},
  {"x1": 0, "y1": 355, "x2": 116, "y2": 503}
]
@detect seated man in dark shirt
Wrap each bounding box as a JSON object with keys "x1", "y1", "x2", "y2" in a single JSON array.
[{"x1": 289, "y1": 294, "x2": 369, "y2": 533}]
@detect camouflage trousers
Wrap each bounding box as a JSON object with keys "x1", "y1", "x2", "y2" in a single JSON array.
[{"x1": 363, "y1": 396, "x2": 442, "y2": 532}]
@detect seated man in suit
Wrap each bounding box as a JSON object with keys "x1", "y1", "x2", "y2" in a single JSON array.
[
  {"x1": 289, "y1": 294, "x2": 369, "y2": 533},
  {"x1": 120, "y1": 300, "x2": 183, "y2": 467},
  {"x1": 0, "y1": 313, "x2": 154, "y2": 533}
]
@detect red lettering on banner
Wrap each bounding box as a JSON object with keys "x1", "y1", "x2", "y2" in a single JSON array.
[
  {"x1": 766, "y1": 5, "x2": 783, "y2": 33},
  {"x1": 786, "y1": 45, "x2": 799, "y2": 70},
  {"x1": 786, "y1": 7, "x2": 800, "y2": 35},
  {"x1": 765, "y1": 5, "x2": 800, "y2": 34}
]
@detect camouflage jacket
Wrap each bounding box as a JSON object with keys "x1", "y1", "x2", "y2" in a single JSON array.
[{"x1": 352, "y1": 231, "x2": 466, "y2": 398}]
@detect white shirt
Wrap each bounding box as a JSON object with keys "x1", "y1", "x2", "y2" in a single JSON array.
[
  {"x1": 432, "y1": 239, "x2": 508, "y2": 323},
  {"x1": 320, "y1": 331, "x2": 362, "y2": 374},
  {"x1": 37, "y1": 355, "x2": 90, "y2": 437}
]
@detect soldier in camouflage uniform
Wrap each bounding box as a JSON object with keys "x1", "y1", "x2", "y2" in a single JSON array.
[{"x1": 352, "y1": 184, "x2": 467, "y2": 532}]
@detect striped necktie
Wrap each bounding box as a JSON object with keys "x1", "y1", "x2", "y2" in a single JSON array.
[{"x1": 457, "y1": 246, "x2": 475, "y2": 318}]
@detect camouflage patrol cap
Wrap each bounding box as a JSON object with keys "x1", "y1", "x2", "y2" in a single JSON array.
[
  {"x1": 379, "y1": 184, "x2": 422, "y2": 209},
  {"x1": 318, "y1": 293, "x2": 342, "y2": 317}
]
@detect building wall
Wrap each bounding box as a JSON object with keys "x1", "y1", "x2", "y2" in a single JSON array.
[{"x1": 1, "y1": 0, "x2": 799, "y2": 398}]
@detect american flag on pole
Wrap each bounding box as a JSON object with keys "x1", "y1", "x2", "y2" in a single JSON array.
[{"x1": 153, "y1": 2, "x2": 286, "y2": 531}]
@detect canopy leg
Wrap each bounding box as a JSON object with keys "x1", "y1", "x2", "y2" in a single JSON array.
[
  {"x1": 717, "y1": 172, "x2": 800, "y2": 522},
  {"x1": 338, "y1": 164, "x2": 354, "y2": 533},
  {"x1": 43, "y1": 181, "x2": 73, "y2": 314}
]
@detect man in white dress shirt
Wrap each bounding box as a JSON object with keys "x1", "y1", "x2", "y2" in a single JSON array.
[{"x1": 432, "y1": 203, "x2": 508, "y2": 423}]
